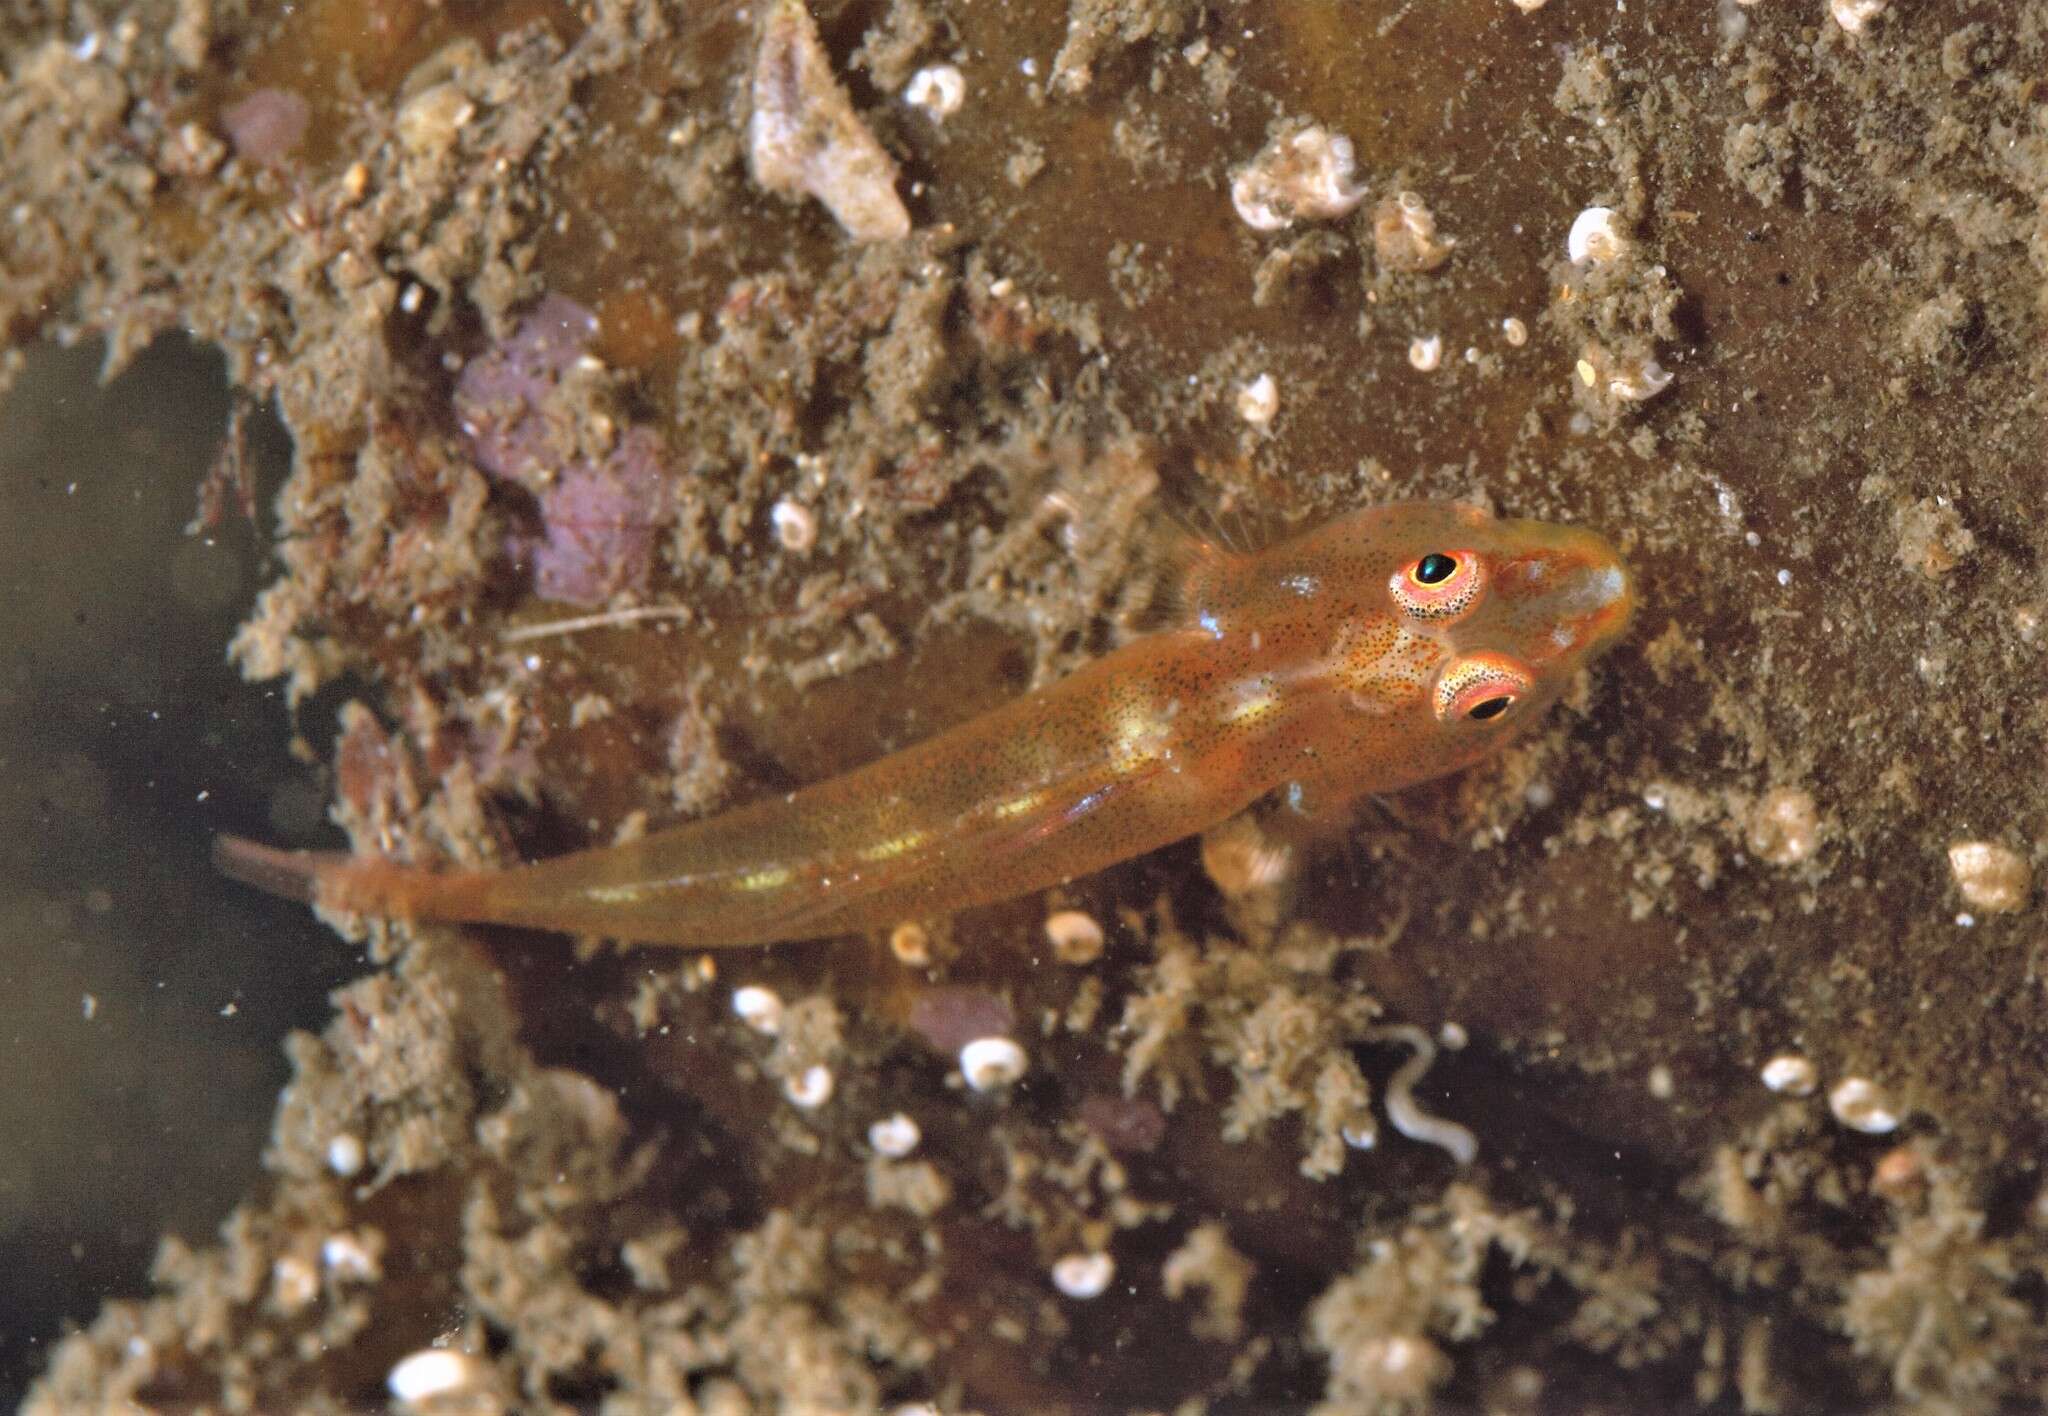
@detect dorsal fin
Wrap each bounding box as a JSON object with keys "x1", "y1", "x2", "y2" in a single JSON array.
[{"x1": 1150, "y1": 496, "x2": 1309, "y2": 631}]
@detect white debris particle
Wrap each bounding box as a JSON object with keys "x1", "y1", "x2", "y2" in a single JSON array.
[
  {"x1": 1044, "y1": 909, "x2": 1104, "y2": 964},
  {"x1": 1946, "y1": 841, "x2": 2033, "y2": 914},
  {"x1": 731, "y1": 984, "x2": 785, "y2": 1035},
  {"x1": 1647, "y1": 1064, "x2": 1675, "y2": 1100},
  {"x1": 1566, "y1": 206, "x2": 1627, "y2": 265},
  {"x1": 1609, "y1": 355, "x2": 1673, "y2": 402},
  {"x1": 1229, "y1": 125, "x2": 1365, "y2": 231},
  {"x1": 81, "y1": 993, "x2": 97, "y2": 1020},
  {"x1": 1573, "y1": 341, "x2": 1672, "y2": 403},
  {"x1": 1051, "y1": 1251, "x2": 1116, "y2": 1299},
  {"x1": 868, "y1": 1112, "x2": 922, "y2": 1158},
  {"x1": 1831, "y1": 0, "x2": 1886, "y2": 32},
  {"x1": 749, "y1": 0, "x2": 911, "y2": 242},
  {"x1": 959, "y1": 1035, "x2": 1028, "y2": 1091},
  {"x1": 1747, "y1": 787, "x2": 1820, "y2": 866},
  {"x1": 1511, "y1": 0, "x2": 1550, "y2": 10},
  {"x1": 903, "y1": 64, "x2": 965, "y2": 120},
  {"x1": 1341, "y1": 1121, "x2": 1379, "y2": 1150},
  {"x1": 326, "y1": 1133, "x2": 367, "y2": 1178},
  {"x1": 1235, "y1": 373, "x2": 1279, "y2": 425},
  {"x1": 272, "y1": 1255, "x2": 318, "y2": 1313},
  {"x1": 1828, "y1": 1076, "x2": 1902, "y2": 1134},
  {"x1": 322, "y1": 1232, "x2": 382, "y2": 1281},
  {"x1": 1408, "y1": 334, "x2": 1443, "y2": 372},
  {"x1": 396, "y1": 83, "x2": 475, "y2": 159},
  {"x1": 387, "y1": 1348, "x2": 487, "y2": 1405},
  {"x1": 770, "y1": 498, "x2": 817, "y2": 553},
  {"x1": 1760, "y1": 1054, "x2": 1818, "y2": 1096}
]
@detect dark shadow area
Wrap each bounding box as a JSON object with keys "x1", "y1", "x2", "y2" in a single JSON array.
[{"x1": 0, "y1": 336, "x2": 357, "y2": 1402}]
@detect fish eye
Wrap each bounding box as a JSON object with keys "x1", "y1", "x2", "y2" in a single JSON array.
[
  {"x1": 1390, "y1": 549, "x2": 1484, "y2": 621},
  {"x1": 1412, "y1": 553, "x2": 1458, "y2": 586},
  {"x1": 1434, "y1": 652, "x2": 1532, "y2": 724}
]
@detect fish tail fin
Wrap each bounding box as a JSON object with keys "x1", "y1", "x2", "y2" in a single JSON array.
[{"x1": 213, "y1": 834, "x2": 480, "y2": 923}]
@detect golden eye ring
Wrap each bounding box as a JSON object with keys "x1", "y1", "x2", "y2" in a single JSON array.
[
  {"x1": 1433, "y1": 652, "x2": 1532, "y2": 723},
  {"x1": 1390, "y1": 549, "x2": 1485, "y2": 620}
]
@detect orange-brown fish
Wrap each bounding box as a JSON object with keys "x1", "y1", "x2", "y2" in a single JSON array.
[{"x1": 217, "y1": 501, "x2": 1633, "y2": 947}]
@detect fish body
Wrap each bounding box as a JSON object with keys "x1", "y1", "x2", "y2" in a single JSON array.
[{"x1": 217, "y1": 500, "x2": 1633, "y2": 946}]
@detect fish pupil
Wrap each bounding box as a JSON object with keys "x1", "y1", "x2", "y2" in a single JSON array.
[
  {"x1": 1415, "y1": 553, "x2": 1457, "y2": 585},
  {"x1": 1468, "y1": 695, "x2": 1512, "y2": 721}
]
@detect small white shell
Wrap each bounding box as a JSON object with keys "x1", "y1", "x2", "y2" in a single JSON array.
[
  {"x1": 731, "y1": 985, "x2": 784, "y2": 1035},
  {"x1": 770, "y1": 498, "x2": 817, "y2": 553},
  {"x1": 959, "y1": 1035, "x2": 1028, "y2": 1091},
  {"x1": 868, "y1": 1112, "x2": 922, "y2": 1158},
  {"x1": 1235, "y1": 373, "x2": 1279, "y2": 426},
  {"x1": 1828, "y1": 1076, "x2": 1902, "y2": 1134},
  {"x1": 889, "y1": 920, "x2": 933, "y2": 966},
  {"x1": 1051, "y1": 1251, "x2": 1116, "y2": 1299},
  {"x1": 1044, "y1": 909, "x2": 1105, "y2": 964},
  {"x1": 1831, "y1": 0, "x2": 1885, "y2": 32},
  {"x1": 326, "y1": 1133, "x2": 366, "y2": 1178},
  {"x1": 1567, "y1": 206, "x2": 1626, "y2": 265},
  {"x1": 902, "y1": 64, "x2": 965, "y2": 121},
  {"x1": 1408, "y1": 334, "x2": 1443, "y2": 372},
  {"x1": 387, "y1": 1349, "x2": 486, "y2": 1404},
  {"x1": 1947, "y1": 841, "x2": 2032, "y2": 914},
  {"x1": 1372, "y1": 190, "x2": 1455, "y2": 273},
  {"x1": 1759, "y1": 1054, "x2": 1818, "y2": 1096},
  {"x1": 784, "y1": 1063, "x2": 835, "y2": 1109}
]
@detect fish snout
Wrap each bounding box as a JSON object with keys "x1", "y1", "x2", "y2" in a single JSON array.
[{"x1": 1495, "y1": 529, "x2": 1635, "y2": 662}]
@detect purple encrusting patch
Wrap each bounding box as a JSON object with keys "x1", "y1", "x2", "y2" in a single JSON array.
[
  {"x1": 455, "y1": 296, "x2": 671, "y2": 606},
  {"x1": 906, "y1": 986, "x2": 1016, "y2": 1055},
  {"x1": 528, "y1": 426, "x2": 668, "y2": 605},
  {"x1": 219, "y1": 89, "x2": 311, "y2": 165},
  {"x1": 455, "y1": 294, "x2": 602, "y2": 489}
]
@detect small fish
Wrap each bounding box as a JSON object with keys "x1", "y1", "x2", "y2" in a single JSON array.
[{"x1": 217, "y1": 500, "x2": 1633, "y2": 947}]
